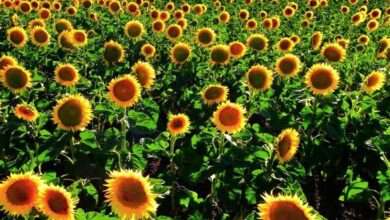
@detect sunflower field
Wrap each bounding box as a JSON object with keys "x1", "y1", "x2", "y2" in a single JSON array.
[{"x1": 0, "y1": 0, "x2": 389, "y2": 219}]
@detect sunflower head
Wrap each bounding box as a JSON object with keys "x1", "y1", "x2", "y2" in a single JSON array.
[
  {"x1": 275, "y1": 54, "x2": 301, "y2": 78},
  {"x1": 173, "y1": 9, "x2": 184, "y2": 19},
  {"x1": 210, "y1": 44, "x2": 230, "y2": 65},
  {"x1": 305, "y1": 63, "x2": 339, "y2": 96},
  {"x1": 167, "y1": 113, "x2": 191, "y2": 136},
  {"x1": 263, "y1": 18, "x2": 273, "y2": 29},
  {"x1": 367, "y1": 19, "x2": 379, "y2": 32},
  {"x1": 246, "y1": 34, "x2": 268, "y2": 52},
  {"x1": 131, "y1": 61, "x2": 155, "y2": 89},
  {"x1": 165, "y1": 1, "x2": 174, "y2": 11},
  {"x1": 219, "y1": 11, "x2": 230, "y2": 23},
  {"x1": 159, "y1": 11, "x2": 170, "y2": 21},
  {"x1": 229, "y1": 41, "x2": 246, "y2": 59},
  {"x1": 19, "y1": 1, "x2": 32, "y2": 13},
  {"x1": 58, "y1": 30, "x2": 76, "y2": 51},
  {"x1": 166, "y1": 24, "x2": 182, "y2": 41},
  {"x1": 245, "y1": 19, "x2": 257, "y2": 30},
  {"x1": 352, "y1": 12, "x2": 364, "y2": 25},
  {"x1": 38, "y1": 185, "x2": 76, "y2": 220},
  {"x1": 127, "y1": 2, "x2": 138, "y2": 13},
  {"x1": 14, "y1": 104, "x2": 39, "y2": 122},
  {"x1": 103, "y1": 41, "x2": 125, "y2": 64},
  {"x1": 212, "y1": 101, "x2": 247, "y2": 134},
  {"x1": 196, "y1": 28, "x2": 216, "y2": 47},
  {"x1": 38, "y1": 8, "x2": 51, "y2": 20},
  {"x1": 275, "y1": 128, "x2": 300, "y2": 163},
  {"x1": 28, "y1": 18, "x2": 46, "y2": 31},
  {"x1": 0, "y1": 55, "x2": 18, "y2": 70},
  {"x1": 277, "y1": 38, "x2": 294, "y2": 53},
  {"x1": 259, "y1": 10, "x2": 268, "y2": 19},
  {"x1": 108, "y1": 0, "x2": 121, "y2": 14},
  {"x1": 82, "y1": 0, "x2": 92, "y2": 8},
  {"x1": 69, "y1": 30, "x2": 88, "y2": 47},
  {"x1": 358, "y1": 35, "x2": 370, "y2": 45},
  {"x1": 239, "y1": 9, "x2": 249, "y2": 20},
  {"x1": 30, "y1": 27, "x2": 51, "y2": 47},
  {"x1": 52, "y1": 94, "x2": 93, "y2": 131},
  {"x1": 1, "y1": 65, "x2": 31, "y2": 93},
  {"x1": 104, "y1": 169, "x2": 158, "y2": 220},
  {"x1": 246, "y1": 65, "x2": 274, "y2": 91},
  {"x1": 290, "y1": 35, "x2": 301, "y2": 44},
  {"x1": 377, "y1": 38, "x2": 390, "y2": 58},
  {"x1": 152, "y1": 20, "x2": 165, "y2": 33},
  {"x1": 52, "y1": 1, "x2": 61, "y2": 10},
  {"x1": 363, "y1": 71, "x2": 386, "y2": 93},
  {"x1": 340, "y1": 6, "x2": 349, "y2": 14},
  {"x1": 55, "y1": 19, "x2": 73, "y2": 34},
  {"x1": 181, "y1": 3, "x2": 190, "y2": 13},
  {"x1": 124, "y1": 20, "x2": 145, "y2": 41},
  {"x1": 141, "y1": 44, "x2": 156, "y2": 58},
  {"x1": 283, "y1": 6, "x2": 295, "y2": 18},
  {"x1": 170, "y1": 42, "x2": 192, "y2": 64},
  {"x1": 320, "y1": 43, "x2": 346, "y2": 62},
  {"x1": 308, "y1": 0, "x2": 319, "y2": 8},
  {"x1": 311, "y1": 32, "x2": 323, "y2": 50},
  {"x1": 370, "y1": 9, "x2": 381, "y2": 19},
  {"x1": 7, "y1": 27, "x2": 28, "y2": 48},
  {"x1": 54, "y1": 64, "x2": 79, "y2": 86},
  {"x1": 201, "y1": 84, "x2": 228, "y2": 105},
  {"x1": 271, "y1": 16, "x2": 281, "y2": 29},
  {"x1": 177, "y1": 18, "x2": 188, "y2": 30},
  {"x1": 107, "y1": 75, "x2": 142, "y2": 108},
  {"x1": 337, "y1": 38, "x2": 350, "y2": 49}
]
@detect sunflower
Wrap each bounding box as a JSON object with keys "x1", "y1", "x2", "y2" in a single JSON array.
[
  {"x1": 38, "y1": 8, "x2": 51, "y2": 20},
  {"x1": 275, "y1": 128, "x2": 300, "y2": 163},
  {"x1": 246, "y1": 34, "x2": 268, "y2": 52},
  {"x1": 367, "y1": 19, "x2": 379, "y2": 32},
  {"x1": 195, "y1": 28, "x2": 216, "y2": 48},
  {"x1": 124, "y1": 20, "x2": 144, "y2": 41},
  {"x1": 38, "y1": 185, "x2": 75, "y2": 220},
  {"x1": 127, "y1": 2, "x2": 138, "y2": 13},
  {"x1": 107, "y1": 75, "x2": 141, "y2": 108},
  {"x1": 165, "y1": 24, "x2": 182, "y2": 41},
  {"x1": 170, "y1": 43, "x2": 191, "y2": 64},
  {"x1": 58, "y1": 31, "x2": 75, "y2": 51},
  {"x1": 357, "y1": 35, "x2": 370, "y2": 45},
  {"x1": 289, "y1": 2, "x2": 298, "y2": 10},
  {"x1": 337, "y1": 38, "x2": 350, "y2": 49},
  {"x1": 19, "y1": 1, "x2": 32, "y2": 13},
  {"x1": 52, "y1": 1, "x2": 61, "y2": 11},
  {"x1": 311, "y1": 32, "x2": 323, "y2": 50},
  {"x1": 305, "y1": 11, "x2": 314, "y2": 20},
  {"x1": 55, "y1": 19, "x2": 73, "y2": 34},
  {"x1": 210, "y1": 45, "x2": 230, "y2": 65},
  {"x1": 352, "y1": 12, "x2": 364, "y2": 25},
  {"x1": 283, "y1": 6, "x2": 295, "y2": 18},
  {"x1": 305, "y1": 63, "x2": 339, "y2": 96},
  {"x1": 103, "y1": 41, "x2": 125, "y2": 64},
  {"x1": 290, "y1": 35, "x2": 301, "y2": 44},
  {"x1": 131, "y1": 62, "x2": 155, "y2": 89},
  {"x1": 108, "y1": 0, "x2": 121, "y2": 14},
  {"x1": 239, "y1": 9, "x2": 249, "y2": 21},
  {"x1": 31, "y1": 0, "x2": 39, "y2": 9},
  {"x1": 377, "y1": 38, "x2": 390, "y2": 58},
  {"x1": 340, "y1": 6, "x2": 349, "y2": 14},
  {"x1": 177, "y1": 18, "x2": 188, "y2": 30},
  {"x1": 193, "y1": 4, "x2": 204, "y2": 15},
  {"x1": 271, "y1": 16, "x2": 281, "y2": 29},
  {"x1": 320, "y1": 43, "x2": 346, "y2": 62},
  {"x1": 246, "y1": 65, "x2": 274, "y2": 91},
  {"x1": 28, "y1": 18, "x2": 45, "y2": 31},
  {"x1": 152, "y1": 20, "x2": 165, "y2": 33},
  {"x1": 263, "y1": 18, "x2": 273, "y2": 29},
  {"x1": 181, "y1": 3, "x2": 190, "y2": 13},
  {"x1": 212, "y1": 101, "x2": 246, "y2": 134},
  {"x1": 258, "y1": 193, "x2": 315, "y2": 220},
  {"x1": 7, "y1": 27, "x2": 28, "y2": 48},
  {"x1": 349, "y1": 0, "x2": 358, "y2": 4},
  {"x1": 0, "y1": 173, "x2": 43, "y2": 216},
  {"x1": 167, "y1": 114, "x2": 190, "y2": 136},
  {"x1": 370, "y1": 9, "x2": 381, "y2": 19},
  {"x1": 159, "y1": 11, "x2": 170, "y2": 21},
  {"x1": 81, "y1": 0, "x2": 92, "y2": 8},
  {"x1": 69, "y1": 30, "x2": 88, "y2": 47},
  {"x1": 245, "y1": 19, "x2": 257, "y2": 30},
  {"x1": 308, "y1": 0, "x2": 319, "y2": 9},
  {"x1": 277, "y1": 38, "x2": 294, "y2": 53},
  {"x1": 30, "y1": 27, "x2": 50, "y2": 47},
  {"x1": 54, "y1": 64, "x2": 79, "y2": 86},
  {"x1": 141, "y1": 44, "x2": 156, "y2": 58},
  {"x1": 14, "y1": 104, "x2": 39, "y2": 122},
  {"x1": 363, "y1": 71, "x2": 386, "y2": 93},
  {"x1": 320, "y1": 0, "x2": 328, "y2": 7},
  {"x1": 275, "y1": 54, "x2": 301, "y2": 78},
  {"x1": 52, "y1": 94, "x2": 93, "y2": 131},
  {"x1": 259, "y1": 10, "x2": 268, "y2": 19},
  {"x1": 173, "y1": 10, "x2": 184, "y2": 19},
  {"x1": 201, "y1": 84, "x2": 228, "y2": 105},
  {"x1": 229, "y1": 41, "x2": 246, "y2": 59},
  {"x1": 219, "y1": 11, "x2": 230, "y2": 23},
  {"x1": 1, "y1": 65, "x2": 31, "y2": 93},
  {"x1": 165, "y1": 1, "x2": 174, "y2": 11},
  {"x1": 0, "y1": 55, "x2": 17, "y2": 70},
  {"x1": 41, "y1": 1, "x2": 50, "y2": 8}
]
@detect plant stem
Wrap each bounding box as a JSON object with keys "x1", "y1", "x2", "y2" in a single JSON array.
[
  {"x1": 119, "y1": 108, "x2": 128, "y2": 169},
  {"x1": 211, "y1": 133, "x2": 225, "y2": 201},
  {"x1": 69, "y1": 134, "x2": 75, "y2": 163},
  {"x1": 169, "y1": 136, "x2": 177, "y2": 216}
]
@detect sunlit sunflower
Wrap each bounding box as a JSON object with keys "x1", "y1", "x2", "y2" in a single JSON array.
[
  {"x1": 201, "y1": 84, "x2": 228, "y2": 105},
  {"x1": 177, "y1": 18, "x2": 188, "y2": 30},
  {"x1": 275, "y1": 128, "x2": 300, "y2": 163},
  {"x1": 219, "y1": 11, "x2": 230, "y2": 23},
  {"x1": 152, "y1": 20, "x2": 165, "y2": 33},
  {"x1": 159, "y1": 11, "x2": 170, "y2": 21},
  {"x1": 103, "y1": 41, "x2": 125, "y2": 64},
  {"x1": 228, "y1": 41, "x2": 246, "y2": 59},
  {"x1": 377, "y1": 38, "x2": 390, "y2": 58},
  {"x1": 246, "y1": 19, "x2": 257, "y2": 30},
  {"x1": 212, "y1": 101, "x2": 246, "y2": 134},
  {"x1": 131, "y1": 61, "x2": 155, "y2": 89},
  {"x1": 54, "y1": 64, "x2": 79, "y2": 86},
  {"x1": 290, "y1": 35, "x2": 301, "y2": 44},
  {"x1": 41, "y1": 1, "x2": 50, "y2": 9},
  {"x1": 193, "y1": 4, "x2": 204, "y2": 15},
  {"x1": 52, "y1": 1, "x2": 61, "y2": 11},
  {"x1": 127, "y1": 2, "x2": 138, "y2": 13},
  {"x1": 55, "y1": 19, "x2": 73, "y2": 34},
  {"x1": 271, "y1": 16, "x2": 281, "y2": 29},
  {"x1": 173, "y1": 10, "x2": 184, "y2": 19},
  {"x1": 277, "y1": 38, "x2": 294, "y2": 53},
  {"x1": 0, "y1": 173, "x2": 43, "y2": 216},
  {"x1": 165, "y1": 24, "x2": 182, "y2": 41},
  {"x1": 340, "y1": 6, "x2": 349, "y2": 14},
  {"x1": 38, "y1": 185, "x2": 75, "y2": 220},
  {"x1": 105, "y1": 169, "x2": 158, "y2": 220},
  {"x1": 305, "y1": 63, "x2": 339, "y2": 96},
  {"x1": 28, "y1": 18, "x2": 45, "y2": 31},
  {"x1": 275, "y1": 54, "x2": 301, "y2": 78},
  {"x1": 357, "y1": 35, "x2": 370, "y2": 45},
  {"x1": 58, "y1": 30, "x2": 75, "y2": 51},
  {"x1": 1, "y1": 65, "x2": 31, "y2": 93},
  {"x1": 31, "y1": 0, "x2": 40, "y2": 10},
  {"x1": 367, "y1": 19, "x2": 379, "y2": 32},
  {"x1": 0, "y1": 55, "x2": 17, "y2": 70},
  {"x1": 108, "y1": 0, "x2": 121, "y2": 14},
  {"x1": 239, "y1": 9, "x2": 249, "y2": 21},
  {"x1": 69, "y1": 30, "x2": 88, "y2": 47},
  {"x1": 167, "y1": 114, "x2": 191, "y2": 136},
  {"x1": 337, "y1": 38, "x2": 350, "y2": 49},
  {"x1": 52, "y1": 94, "x2": 92, "y2": 131},
  {"x1": 320, "y1": 43, "x2": 346, "y2": 62},
  {"x1": 170, "y1": 42, "x2": 192, "y2": 64},
  {"x1": 107, "y1": 75, "x2": 141, "y2": 108},
  {"x1": 7, "y1": 27, "x2": 28, "y2": 48},
  {"x1": 363, "y1": 71, "x2": 386, "y2": 93},
  {"x1": 30, "y1": 27, "x2": 50, "y2": 47},
  {"x1": 263, "y1": 18, "x2": 273, "y2": 30},
  {"x1": 141, "y1": 44, "x2": 156, "y2": 58},
  {"x1": 246, "y1": 65, "x2": 273, "y2": 91},
  {"x1": 81, "y1": 0, "x2": 92, "y2": 8},
  {"x1": 124, "y1": 20, "x2": 144, "y2": 41},
  {"x1": 195, "y1": 28, "x2": 216, "y2": 48},
  {"x1": 352, "y1": 12, "x2": 364, "y2": 25},
  {"x1": 12, "y1": 14, "x2": 19, "y2": 26},
  {"x1": 181, "y1": 3, "x2": 190, "y2": 13},
  {"x1": 38, "y1": 8, "x2": 51, "y2": 20},
  {"x1": 259, "y1": 10, "x2": 268, "y2": 19},
  {"x1": 311, "y1": 32, "x2": 323, "y2": 50},
  {"x1": 258, "y1": 193, "x2": 315, "y2": 220},
  {"x1": 14, "y1": 104, "x2": 39, "y2": 122},
  {"x1": 283, "y1": 6, "x2": 295, "y2": 18},
  {"x1": 210, "y1": 45, "x2": 230, "y2": 65},
  {"x1": 19, "y1": 1, "x2": 32, "y2": 13},
  {"x1": 246, "y1": 34, "x2": 269, "y2": 52}
]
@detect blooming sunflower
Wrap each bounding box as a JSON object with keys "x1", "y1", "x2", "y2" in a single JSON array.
[
  {"x1": 14, "y1": 104, "x2": 39, "y2": 122},
  {"x1": 30, "y1": 27, "x2": 50, "y2": 47},
  {"x1": 177, "y1": 18, "x2": 188, "y2": 30},
  {"x1": 246, "y1": 19, "x2": 257, "y2": 30},
  {"x1": 275, "y1": 128, "x2": 300, "y2": 163},
  {"x1": 108, "y1": 0, "x2": 121, "y2": 14},
  {"x1": 367, "y1": 19, "x2": 379, "y2": 32},
  {"x1": 259, "y1": 10, "x2": 268, "y2": 19},
  {"x1": 124, "y1": 20, "x2": 144, "y2": 41},
  {"x1": 305, "y1": 63, "x2": 339, "y2": 96},
  {"x1": 105, "y1": 169, "x2": 158, "y2": 220},
  {"x1": 54, "y1": 64, "x2": 79, "y2": 86},
  {"x1": 352, "y1": 12, "x2": 364, "y2": 25},
  {"x1": 195, "y1": 28, "x2": 216, "y2": 48},
  {"x1": 219, "y1": 11, "x2": 230, "y2": 23},
  {"x1": 370, "y1": 9, "x2": 381, "y2": 19},
  {"x1": 0, "y1": 55, "x2": 17, "y2": 70},
  {"x1": 103, "y1": 41, "x2": 125, "y2": 64},
  {"x1": 52, "y1": 1, "x2": 62, "y2": 11},
  {"x1": 131, "y1": 61, "x2": 155, "y2": 89},
  {"x1": 19, "y1": 1, "x2": 32, "y2": 13},
  {"x1": 107, "y1": 75, "x2": 141, "y2": 108},
  {"x1": 283, "y1": 6, "x2": 295, "y2": 18},
  {"x1": 58, "y1": 31, "x2": 75, "y2": 51},
  {"x1": 363, "y1": 71, "x2": 386, "y2": 93},
  {"x1": 275, "y1": 54, "x2": 301, "y2": 78},
  {"x1": 181, "y1": 3, "x2": 190, "y2": 13},
  {"x1": 210, "y1": 45, "x2": 230, "y2": 65},
  {"x1": 290, "y1": 35, "x2": 301, "y2": 44},
  {"x1": 246, "y1": 34, "x2": 268, "y2": 52},
  {"x1": 0, "y1": 173, "x2": 43, "y2": 216},
  {"x1": 258, "y1": 193, "x2": 315, "y2": 220},
  {"x1": 357, "y1": 35, "x2": 370, "y2": 45},
  {"x1": 201, "y1": 84, "x2": 229, "y2": 105},
  {"x1": 173, "y1": 10, "x2": 184, "y2": 19},
  {"x1": 28, "y1": 18, "x2": 45, "y2": 31},
  {"x1": 271, "y1": 16, "x2": 281, "y2": 29},
  {"x1": 52, "y1": 94, "x2": 93, "y2": 131},
  {"x1": 276, "y1": 38, "x2": 294, "y2": 53},
  {"x1": 229, "y1": 41, "x2": 246, "y2": 59},
  {"x1": 311, "y1": 32, "x2": 323, "y2": 50},
  {"x1": 38, "y1": 8, "x2": 51, "y2": 20},
  {"x1": 337, "y1": 38, "x2": 350, "y2": 49},
  {"x1": 239, "y1": 9, "x2": 249, "y2": 21},
  {"x1": 152, "y1": 20, "x2": 165, "y2": 33},
  {"x1": 246, "y1": 65, "x2": 274, "y2": 91},
  {"x1": 141, "y1": 44, "x2": 156, "y2": 58},
  {"x1": 212, "y1": 101, "x2": 246, "y2": 134},
  {"x1": 320, "y1": 43, "x2": 346, "y2": 62},
  {"x1": 377, "y1": 38, "x2": 390, "y2": 58},
  {"x1": 263, "y1": 18, "x2": 273, "y2": 29},
  {"x1": 69, "y1": 30, "x2": 88, "y2": 47},
  {"x1": 167, "y1": 113, "x2": 191, "y2": 136},
  {"x1": 7, "y1": 27, "x2": 28, "y2": 48},
  {"x1": 1, "y1": 65, "x2": 31, "y2": 93},
  {"x1": 165, "y1": 24, "x2": 182, "y2": 41},
  {"x1": 38, "y1": 185, "x2": 75, "y2": 220},
  {"x1": 340, "y1": 6, "x2": 349, "y2": 14},
  {"x1": 55, "y1": 19, "x2": 73, "y2": 34},
  {"x1": 170, "y1": 43, "x2": 192, "y2": 64}
]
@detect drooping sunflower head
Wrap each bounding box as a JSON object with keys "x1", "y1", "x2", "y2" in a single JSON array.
[
  {"x1": 104, "y1": 169, "x2": 158, "y2": 220},
  {"x1": 277, "y1": 38, "x2": 294, "y2": 53},
  {"x1": 258, "y1": 193, "x2": 315, "y2": 220},
  {"x1": 52, "y1": 94, "x2": 93, "y2": 131},
  {"x1": 245, "y1": 19, "x2": 257, "y2": 30},
  {"x1": 239, "y1": 9, "x2": 249, "y2": 21},
  {"x1": 210, "y1": 44, "x2": 230, "y2": 65},
  {"x1": 58, "y1": 30, "x2": 76, "y2": 51},
  {"x1": 275, "y1": 128, "x2": 300, "y2": 163},
  {"x1": 363, "y1": 71, "x2": 386, "y2": 93},
  {"x1": 152, "y1": 20, "x2": 165, "y2": 33},
  {"x1": 69, "y1": 30, "x2": 88, "y2": 47},
  {"x1": 167, "y1": 113, "x2": 191, "y2": 136},
  {"x1": 14, "y1": 104, "x2": 39, "y2": 122},
  {"x1": 19, "y1": 1, "x2": 32, "y2": 13},
  {"x1": 196, "y1": 28, "x2": 216, "y2": 48},
  {"x1": 165, "y1": 24, "x2": 182, "y2": 41},
  {"x1": 228, "y1": 41, "x2": 246, "y2": 59},
  {"x1": 246, "y1": 34, "x2": 268, "y2": 52},
  {"x1": 357, "y1": 34, "x2": 370, "y2": 45},
  {"x1": 0, "y1": 173, "x2": 43, "y2": 216},
  {"x1": 367, "y1": 19, "x2": 379, "y2": 32},
  {"x1": 320, "y1": 43, "x2": 346, "y2": 62},
  {"x1": 170, "y1": 42, "x2": 192, "y2": 64},
  {"x1": 246, "y1": 65, "x2": 274, "y2": 91},
  {"x1": 275, "y1": 54, "x2": 301, "y2": 78},
  {"x1": 1, "y1": 65, "x2": 31, "y2": 93},
  {"x1": 141, "y1": 44, "x2": 156, "y2": 58},
  {"x1": 107, "y1": 75, "x2": 141, "y2": 108},
  {"x1": 219, "y1": 11, "x2": 230, "y2": 23},
  {"x1": 131, "y1": 61, "x2": 155, "y2": 89},
  {"x1": 201, "y1": 84, "x2": 229, "y2": 105},
  {"x1": 305, "y1": 63, "x2": 339, "y2": 96},
  {"x1": 377, "y1": 38, "x2": 390, "y2": 58},
  {"x1": 28, "y1": 18, "x2": 45, "y2": 31},
  {"x1": 212, "y1": 101, "x2": 247, "y2": 134},
  {"x1": 54, "y1": 64, "x2": 79, "y2": 87},
  {"x1": 30, "y1": 27, "x2": 50, "y2": 47},
  {"x1": 311, "y1": 32, "x2": 323, "y2": 50},
  {"x1": 55, "y1": 19, "x2": 73, "y2": 34},
  {"x1": 0, "y1": 55, "x2": 18, "y2": 70},
  {"x1": 38, "y1": 185, "x2": 76, "y2": 220},
  {"x1": 124, "y1": 20, "x2": 145, "y2": 41},
  {"x1": 103, "y1": 41, "x2": 125, "y2": 64},
  {"x1": 38, "y1": 8, "x2": 51, "y2": 20},
  {"x1": 7, "y1": 27, "x2": 28, "y2": 48}
]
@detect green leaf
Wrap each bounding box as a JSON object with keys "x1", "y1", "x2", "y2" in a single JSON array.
[{"x1": 80, "y1": 130, "x2": 99, "y2": 149}]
